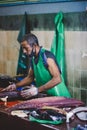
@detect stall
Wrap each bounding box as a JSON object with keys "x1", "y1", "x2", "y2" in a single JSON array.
[{"x1": 0, "y1": 93, "x2": 87, "y2": 130}]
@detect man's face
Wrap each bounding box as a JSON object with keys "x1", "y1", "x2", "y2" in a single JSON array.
[{"x1": 21, "y1": 41, "x2": 32, "y2": 56}]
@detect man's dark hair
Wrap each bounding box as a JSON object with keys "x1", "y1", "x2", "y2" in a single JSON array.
[{"x1": 21, "y1": 33, "x2": 39, "y2": 46}]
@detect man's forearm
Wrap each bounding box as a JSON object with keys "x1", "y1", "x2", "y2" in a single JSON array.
[
  {"x1": 16, "y1": 76, "x2": 33, "y2": 88},
  {"x1": 38, "y1": 77, "x2": 61, "y2": 93}
]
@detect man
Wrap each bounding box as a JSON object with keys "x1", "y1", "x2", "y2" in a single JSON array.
[{"x1": 2, "y1": 33, "x2": 71, "y2": 99}]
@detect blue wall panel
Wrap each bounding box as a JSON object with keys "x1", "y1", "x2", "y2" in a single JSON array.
[{"x1": 0, "y1": 1, "x2": 87, "y2": 16}]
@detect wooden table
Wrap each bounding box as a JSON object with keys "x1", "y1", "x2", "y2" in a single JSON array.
[
  {"x1": 0, "y1": 103, "x2": 86, "y2": 130},
  {"x1": 0, "y1": 92, "x2": 87, "y2": 130}
]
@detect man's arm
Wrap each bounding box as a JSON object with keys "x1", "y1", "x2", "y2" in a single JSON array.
[
  {"x1": 16, "y1": 68, "x2": 34, "y2": 88},
  {"x1": 2, "y1": 68, "x2": 34, "y2": 91},
  {"x1": 38, "y1": 58, "x2": 61, "y2": 93}
]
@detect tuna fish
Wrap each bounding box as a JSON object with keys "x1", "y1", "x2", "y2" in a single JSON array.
[{"x1": 6, "y1": 96, "x2": 85, "y2": 113}]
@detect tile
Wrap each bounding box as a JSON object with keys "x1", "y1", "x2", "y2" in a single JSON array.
[{"x1": 81, "y1": 89, "x2": 87, "y2": 105}]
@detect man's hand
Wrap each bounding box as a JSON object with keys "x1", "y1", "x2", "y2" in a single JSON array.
[
  {"x1": 1, "y1": 83, "x2": 16, "y2": 92},
  {"x1": 20, "y1": 85, "x2": 38, "y2": 99}
]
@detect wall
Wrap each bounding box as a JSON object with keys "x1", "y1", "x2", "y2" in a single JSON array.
[
  {"x1": 0, "y1": 31, "x2": 19, "y2": 75},
  {"x1": 0, "y1": 1, "x2": 87, "y2": 15}
]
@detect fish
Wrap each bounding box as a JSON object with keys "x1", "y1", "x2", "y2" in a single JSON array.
[
  {"x1": 6, "y1": 96, "x2": 85, "y2": 112},
  {"x1": 0, "y1": 91, "x2": 20, "y2": 100},
  {"x1": 30, "y1": 108, "x2": 66, "y2": 121}
]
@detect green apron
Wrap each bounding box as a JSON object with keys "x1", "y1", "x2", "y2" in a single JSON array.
[{"x1": 32, "y1": 49, "x2": 71, "y2": 98}]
